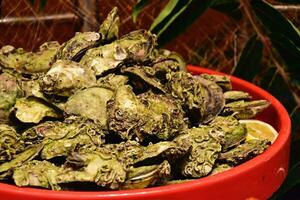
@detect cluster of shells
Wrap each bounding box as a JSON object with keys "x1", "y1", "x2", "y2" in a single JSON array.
[{"x1": 0, "y1": 8, "x2": 271, "y2": 190}]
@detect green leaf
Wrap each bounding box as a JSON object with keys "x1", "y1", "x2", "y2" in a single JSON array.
[
  {"x1": 149, "y1": 0, "x2": 180, "y2": 31},
  {"x1": 151, "y1": 0, "x2": 193, "y2": 36},
  {"x1": 258, "y1": 68, "x2": 296, "y2": 113},
  {"x1": 154, "y1": 0, "x2": 212, "y2": 46},
  {"x1": 132, "y1": 0, "x2": 150, "y2": 23},
  {"x1": 272, "y1": 161, "x2": 300, "y2": 199},
  {"x1": 233, "y1": 35, "x2": 263, "y2": 81},
  {"x1": 269, "y1": 33, "x2": 300, "y2": 85},
  {"x1": 250, "y1": 0, "x2": 300, "y2": 48},
  {"x1": 269, "y1": 33, "x2": 300, "y2": 71}
]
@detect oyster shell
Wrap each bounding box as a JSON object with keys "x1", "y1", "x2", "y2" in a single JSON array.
[
  {"x1": 138, "y1": 92, "x2": 187, "y2": 140},
  {"x1": 200, "y1": 74, "x2": 232, "y2": 91},
  {"x1": 178, "y1": 127, "x2": 222, "y2": 178},
  {"x1": 0, "y1": 42, "x2": 60, "y2": 74},
  {"x1": 13, "y1": 160, "x2": 62, "y2": 190},
  {"x1": 96, "y1": 74, "x2": 128, "y2": 90},
  {"x1": 121, "y1": 160, "x2": 171, "y2": 190},
  {"x1": 13, "y1": 96, "x2": 61, "y2": 124},
  {"x1": 218, "y1": 139, "x2": 270, "y2": 165},
  {"x1": 98, "y1": 7, "x2": 120, "y2": 44},
  {"x1": 167, "y1": 71, "x2": 224, "y2": 124},
  {"x1": 64, "y1": 87, "x2": 114, "y2": 128},
  {"x1": 0, "y1": 143, "x2": 45, "y2": 180},
  {"x1": 53, "y1": 32, "x2": 100, "y2": 63},
  {"x1": 0, "y1": 73, "x2": 23, "y2": 123},
  {"x1": 121, "y1": 66, "x2": 166, "y2": 93},
  {"x1": 224, "y1": 91, "x2": 252, "y2": 102},
  {"x1": 0, "y1": 124, "x2": 24, "y2": 163},
  {"x1": 107, "y1": 85, "x2": 161, "y2": 140},
  {"x1": 40, "y1": 60, "x2": 96, "y2": 97},
  {"x1": 208, "y1": 116, "x2": 247, "y2": 151},
  {"x1": 57, "y1": 150, "x2": 126, "y2": 189},
  {"x1": 223, "y1": 100, "x2": 270, "y2": 119},
  {"x1": 80, "y1": 30, "x2": 157, "y2": 76}
]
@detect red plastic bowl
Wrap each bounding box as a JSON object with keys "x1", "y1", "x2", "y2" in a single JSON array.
[{"x1": 0, "y1": 66, "x2": 291, "y2": 200}]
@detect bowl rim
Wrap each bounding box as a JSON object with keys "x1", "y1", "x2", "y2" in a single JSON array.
[{"x1": 0, "y1": 65, "x2": 291, "y2": 198}]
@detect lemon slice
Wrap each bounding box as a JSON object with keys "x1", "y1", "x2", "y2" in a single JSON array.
[{"x1": 239, "y1": 119, "x2": 278, "y2": 143}]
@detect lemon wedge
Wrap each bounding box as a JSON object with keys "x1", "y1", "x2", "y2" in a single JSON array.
[{"x1": 239, "y1": 119, "x2": 278, "y2": 143}]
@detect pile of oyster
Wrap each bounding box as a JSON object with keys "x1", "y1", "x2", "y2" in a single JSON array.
[{"x1": 0, "y1": 8, "x2": 271, "y2": 191}]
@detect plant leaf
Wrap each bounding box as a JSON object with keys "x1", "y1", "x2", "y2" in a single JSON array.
[
  {"x1": 269, "y1": 33, "x2": 300, "y2": 73},
  {"x1": 258, "y1": 67, "x2": 296, "y2": 113},
  {"x1": 154, "y1": 0, "x2": 212, "y2": 46},
  {"x1": 151, "y1": 0, "x2": 193, "y2": 35},
  {"x1": 132, "y1": 0, "x2": 151, "y2": 23},
  {"x1": 232, "y1": 35, "x2": 263, "y2": 82},
  {"x1": 269, "y1": 33, "x2": 300, "y2": 89},
  {"x1": 149, "y1": 0, "x2": 180, "y2": 31},
  {"x1": 250, "y1": 0, "x2": 300, "y2": 48}
]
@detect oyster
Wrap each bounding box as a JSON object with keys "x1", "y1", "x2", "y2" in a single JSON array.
[
  {"x1": 57, "y1": 150, "x2": 126, "y2": 189},
  {"x1": 21, "y1": 121, "x2": 68, "y2": 145},
  {"x1": 64, "y1": 87, "x2": 114, "y2": 127},
  {"x1": 98, "y1": 7, "x2": 120, "y2": 44},
  {"x1": 20, "y1": 78, "x2": 45, "y2": 99},
  {"x1": 0, "y1": 42, "x2": 60, "y2": 74},
  {"x1": 121, "y1": 160, "x2": 171, "y2": 190},
  {"x1": 122, "y1": 66, "x2": 166, "y2": 93},
  {"x1": 146, "y1": 58, "x2": 182, "y2": 79},
  {"x1": 200, "y1": 74, "x2": 232, "y2": 91},
  {"x1": 134, "y1": 138, "x2": 191, "y2": 165},
  {"x1": 138, "y1": 92, "x2": 187, "y2": 140},
  {"x1": 13, "y1": 96, "x2": 61, "y2": 124},
  {"x1": 107, "y1": 85, "x2": 161, "y2": 140},
  {"x1": 155, "y1": 49, "x2": 186, "y2": 71},
  {"x1": 167, "y1": 71, "x2": 224, "y2": 124},
  {"x1": 222, "y1": 100, "x2": 270, "y2": 119},
  {"x1": 208, "y1": 116, "x2": 247, "y2": 151},
  {"x1": 0, "y1": 73, "x2": 23, "y2": 123},
  {"x1": 21, "y1": 117, "x2": 104, "y2": 146},
  {"x1": 0, "y1": 46, "x2": 29, "y2": 73},
  {"x1": 96, "y1": 74, "x2": 128, "y2": 90},
  {"x1": 24, "y1": 41, "x2": 60, "y2": 73},
  {"x1": 0, "y1": 143, "x2": 45, "y2": 180},
  {"x1": 0, "y1": 124, "x2": 24, "y2": 163},
  {"x1": 40, "y1": 119, "x2": 104, "y2": 160},
  {"x1": 108, "y1": 85, "x2": 183, "y2": 141},
  {"x1": 100, "y1": 141, "x2": 143, "y2": 167},
  {"x1": 13, "y1": 160, "x2": 62, "y2": 190},
  {"x1": 218, "y1": 139, "x2": 270, "y2": 165},
  {"x1": 178, "y1": 127, "x2": 222, "y2": 178},
  {"x1": 224, "y1": 91, "x2": 252, "y2": 102},
  {"x1": 53, "y1": 32, "x2": 100, "y2": 62},
  {"x1": 40, "y1": 60, "x2": 96, "y2": 97},
  {"x1": 80, "y1": 30, "x2": 156, "y2": 76}
]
